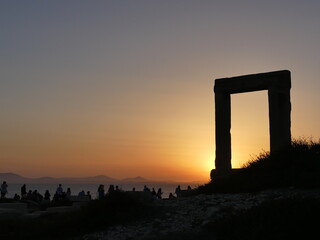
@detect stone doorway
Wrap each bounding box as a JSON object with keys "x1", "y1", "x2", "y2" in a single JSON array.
[{"x1": 211, "y1": 70, "x2": 291, "y2": 179}]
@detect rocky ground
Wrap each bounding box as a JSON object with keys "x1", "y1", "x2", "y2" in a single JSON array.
[{"x1": 81, "y1": 188, "x2": 320, "y2": 240}]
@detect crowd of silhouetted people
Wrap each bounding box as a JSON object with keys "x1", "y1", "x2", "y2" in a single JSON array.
[
  {"x1": 1, "y1": 182, "x2": 92, "y2": 203},
  {"x1": 143, "y1": 185, "x2": 163, "y2": 199},
  {"x1": 0, "y1": 180, "x2": 193, "y2": 203}
]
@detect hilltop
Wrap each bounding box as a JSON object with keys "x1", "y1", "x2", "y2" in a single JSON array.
[{"x1": 198, "y1": 138, "x2": 320, "y2": 194}]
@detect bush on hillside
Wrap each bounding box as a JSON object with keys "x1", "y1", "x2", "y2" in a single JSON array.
[{"x1": 198, "y1": 138, "x2": 320, "y2": 193}]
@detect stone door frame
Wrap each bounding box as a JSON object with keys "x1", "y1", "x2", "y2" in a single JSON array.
[{"x1": 211, "y1": 70, "x2": 291, "y2": 179}]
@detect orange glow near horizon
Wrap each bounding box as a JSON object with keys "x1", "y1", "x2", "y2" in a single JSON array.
[
  {"x1": 1, "y1": 2, "x2": 320, "y2": 182},
  {"x1": 0, "y1": 82, "x2": 316, "y2": 182},
  {"x1": 231, "y1": 91, "x2": 270, "y2": 168}
]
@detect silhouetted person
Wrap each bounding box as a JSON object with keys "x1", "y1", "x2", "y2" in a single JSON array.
[
  {"x1": 143, "y1": 185, "x2": 150, "y2": 192},
  {"x1": 1, "y1": 181, "x2": 8, "y2": 199},
  {"x1": 32, "y1": 190, "x2": 43, "y2": 202},
  {"x1": 55, "y1": 184, "x2": 64, "y2": 201},
  {"x1": 66, "y1": 188, "x2": 71, "y2": 198},
  {"x1": 78, "y1": 190, "x2": 85, "y2": 196},
  {"x1": 108, "y1": 185, "x2": 115, "y2": 195},
  {"x1": 151, "y1": 188, "x2": 157, "y2": 198},
  {"x1": 132, "y1": 187, "x2": 136, "y2": 192},
  {"x1": 187, "y1": 185, "x2": 192, "y2": 191},
  {"x1": 169, "y1": 193, "x2": 175, "y2": 199},
  {"x1": 98, "y1": 184, "x2": 105, "y2": 200},
  {"x1": 21, "y1": 184, "x2": 27, "y2": 198},
  {"x1": 86, "y1": 191, "x2": 92, "y2": 200},
  {"x1": 157, "y1": 188, "x2": 163, "y2": 199},
  {"x1": 44, "y1": 190, "x2": 51, "y2": 201},
  {"x1": 27, "y1": 190, "x2": 32, "y2": 200},
  {"x1": 56, "y1": 184, "x2": 63, "y2": 196},
  {"x1": 13, "y1": 193, "x2": 20, "y2": 201},
  {"x1": 175, "y1": 185, "x2": 181, "y2": 197}
]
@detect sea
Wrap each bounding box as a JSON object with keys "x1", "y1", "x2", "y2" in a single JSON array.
[{"x1": 5, "y1": 182, "x2": 204, "y2": 199}]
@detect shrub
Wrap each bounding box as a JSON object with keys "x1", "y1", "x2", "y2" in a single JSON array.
[{"x1": 198, "y1": 138, "x2": 320, "y2": 193}]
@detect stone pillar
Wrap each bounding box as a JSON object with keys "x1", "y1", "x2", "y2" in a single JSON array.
[
  {"x1": 214, "y1": 92, "x2": 232, "y2": 175},
  {"x1": 268, "y1": 86, "x2": 291, "y2": 153}
]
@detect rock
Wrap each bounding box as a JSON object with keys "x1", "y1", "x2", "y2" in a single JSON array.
[{"x1": 81, "y1": 188, "x2": 320, "y2": 240}]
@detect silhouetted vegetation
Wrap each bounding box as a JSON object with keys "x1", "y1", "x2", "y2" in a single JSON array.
[
  {"x1": 198, "y1": 138, "x2": 320, "y2": 193},
  {"x1": 0, "y1": 191, "x2": 161, "y2": 239}
]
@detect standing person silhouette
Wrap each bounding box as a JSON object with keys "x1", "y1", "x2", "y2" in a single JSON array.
[
  {"x1": 1, "y1": 181, "x2": 8, "y2": 199},
  {"x1": 21, "y1": 184, "x2": 27, "y2": 198},
  {"x1": 44, "y1": 190, "x2": 51, "y2": 201},
  {"x1": 175, "y1": 185, "x2": 181, "y2": 197},
  {"x1": 97, "y1": 184, "x2": 105, "y2": 200},
  {"x1": 56, "y1": 184, "x2": 64, "y2": 200},
  {"x1": 66, "y1": 188, "x2": 71, "y2": 199},
  {"x1": 157, "y1": 188, "x2": 163, "y2": 199},
  {"x1": 151, "y1": 188, "x2": 157, "y2": 198}
]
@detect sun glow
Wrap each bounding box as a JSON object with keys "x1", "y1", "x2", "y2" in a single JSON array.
[
  {"x1": 231, "y1": 91, "x2": 269, "y2": 169},
  {"x1": 1, "y1": 2, "x2": 320, "y2": 182}
]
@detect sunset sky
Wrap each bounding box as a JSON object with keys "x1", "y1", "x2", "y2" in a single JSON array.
[{"x1": 1, "y1": 1, "x2": 320, "y2": 182}]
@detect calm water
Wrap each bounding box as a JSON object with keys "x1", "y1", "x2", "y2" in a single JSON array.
[{"x1": 5, "y1": 182, "x2": 202, "y2": 199}]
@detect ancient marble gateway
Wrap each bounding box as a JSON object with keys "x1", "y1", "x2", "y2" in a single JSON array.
[{"x1": 211, "y1": 70, "x2": 291, "y2": 179}]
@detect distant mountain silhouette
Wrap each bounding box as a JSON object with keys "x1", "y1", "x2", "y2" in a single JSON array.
[
  {"x1": 0, "y1": 172, "x2": 117, "y2": 184},
  {"x1": 0, "y1": 172, "x2": 27, "y2": 183},
  {"x1": 120, "y1": 176, "x2": 151, "y2": 182},
  {"x1": 0, "y1": 172, "x2": 207, "y2": 184},
  {"x1": 0, "y1": 172, "x2": 149, "y2": 184},
  {"x1": 83, "y1": 175, "x2": 116, "y2": 182}
]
